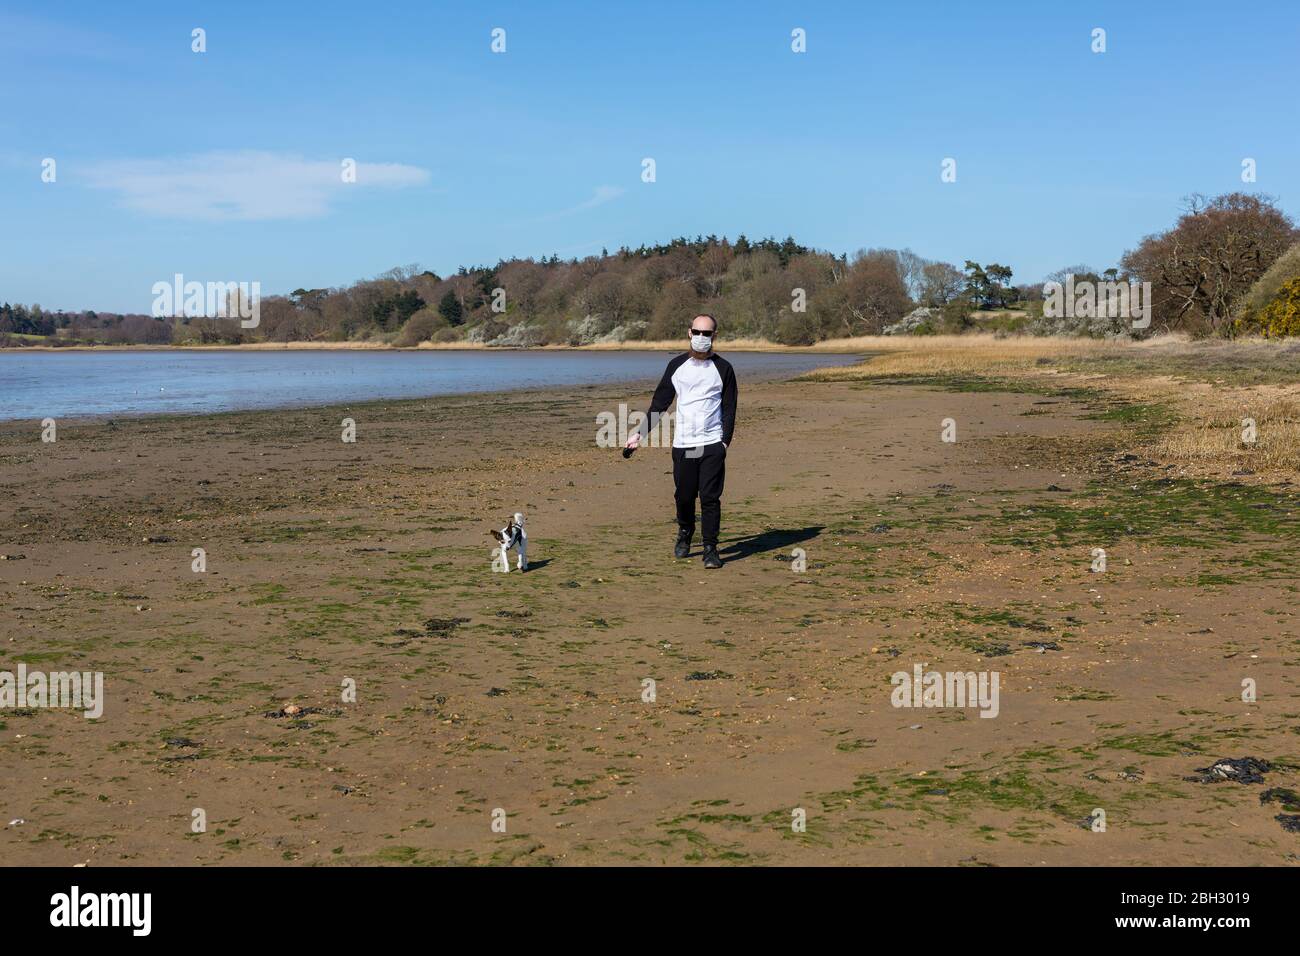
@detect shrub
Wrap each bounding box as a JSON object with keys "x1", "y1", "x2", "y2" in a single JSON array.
[
  {"x1": 487, "y1": 323, "x2": 548, "y2": 347},
  {"x1": 1236, "y1": 277, "x2": 1300, "y2": 338},
  {"x1": 395, "y1": 307, "x2": 447, "y2": 346},
  {"x1": 1237, "y1": 241, "x2": 1300, "y2": 316},
  {"x1": 937, "y1": 297, "x2": 975, "y2": 333},
  {"x1": 775, "y1": 310, "x2": 817, "y2": 345}
]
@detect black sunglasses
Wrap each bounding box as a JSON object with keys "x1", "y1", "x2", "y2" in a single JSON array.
[{"x1": 688, "y1": 327, "x2": 715, "y2": 337}]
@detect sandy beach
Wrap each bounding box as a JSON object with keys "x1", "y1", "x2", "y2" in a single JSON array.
[{"x1": 2, "y1": 359, "x2": 1296, "y2": 866}]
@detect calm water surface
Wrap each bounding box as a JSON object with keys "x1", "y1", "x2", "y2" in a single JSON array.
[{"x1": 0, "y1": 349, "x2": 862, "y2": 420}]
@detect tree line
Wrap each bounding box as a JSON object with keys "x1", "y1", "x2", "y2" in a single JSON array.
[{"x1": 4, "y1": 194, "x2": 1298, "y2": 347}]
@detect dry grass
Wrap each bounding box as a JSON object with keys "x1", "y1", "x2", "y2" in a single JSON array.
[
  {"x1": 800, "y1": 334, "x2": 1300, "y2": 485},
  {"x1": 803, "y1": 334, "x2": 1120, "y2": 376},
  {"x1": 1144, "y1": 388, "x2": 1299, "y2": 481}
]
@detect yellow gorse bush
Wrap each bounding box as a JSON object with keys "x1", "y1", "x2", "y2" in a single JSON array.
[{"x1": 1246, "y1": 277, "x2": 1300, "y2": 338}]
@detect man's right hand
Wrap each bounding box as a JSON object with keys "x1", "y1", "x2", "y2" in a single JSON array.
[{"x1": 625, "y1": 432, "x2": 641, "y2": 450}]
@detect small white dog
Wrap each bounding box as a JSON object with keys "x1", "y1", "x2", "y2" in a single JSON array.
[{"x1": 487, "y1": 512, "x2": 527, "y2": 572}]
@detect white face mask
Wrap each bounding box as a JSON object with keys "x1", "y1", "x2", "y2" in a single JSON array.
[{"x1": 690, "y1": 333, "x2": 713, "y2": 353}]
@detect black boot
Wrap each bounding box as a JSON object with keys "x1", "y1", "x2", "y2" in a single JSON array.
[
  {"x1": 674, "y1": 528, "x2": 693, "y2": 559},
  {"x1": 703, "y1": 545, "x2": 722, "y2": 569}
]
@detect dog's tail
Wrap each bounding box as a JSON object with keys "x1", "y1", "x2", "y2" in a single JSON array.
[{"x1": 513, "y1": 512, "x2": 525, "y2": 527}]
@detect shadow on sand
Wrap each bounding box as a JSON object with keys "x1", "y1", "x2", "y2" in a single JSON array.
[{"x1": 718, "y1": 525, "x2": 824, "y2": 562}]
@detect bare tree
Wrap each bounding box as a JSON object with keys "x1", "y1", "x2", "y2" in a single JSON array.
[
  {"x1": 1121, "y1": 193, "x2": 1297, "y2": 333},
  {"x1": 920, "y1": 261, "x2": 965, "y2": 306}
]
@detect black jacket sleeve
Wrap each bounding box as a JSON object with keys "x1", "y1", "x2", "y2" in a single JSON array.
[
  {"x1": 717, "y1": 356, "x2": 737, "y2": 447},
  {"x1": 640, "y1": 354, "x2": 686, "y2": 438}
]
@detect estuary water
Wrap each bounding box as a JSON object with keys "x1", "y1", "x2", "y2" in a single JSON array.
[{"x1": 0, "y1": 349, "x2": 861, "y2": 420}]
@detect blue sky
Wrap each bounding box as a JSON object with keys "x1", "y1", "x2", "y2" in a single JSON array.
[{"x1": 2, "y1": 0, "x2": 1298, "y2": 313}]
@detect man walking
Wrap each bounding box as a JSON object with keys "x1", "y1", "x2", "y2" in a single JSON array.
[{"x1": 625, "y1": 314, "x2": 737, "y2": 568}]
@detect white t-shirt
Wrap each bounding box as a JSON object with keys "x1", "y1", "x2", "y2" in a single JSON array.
[
  {"x1": 644, "y1": 352, "x2": 737, "y2": 450},
  {"x1": 671, "y1": 356, "x2": 724, "y2": 447}
]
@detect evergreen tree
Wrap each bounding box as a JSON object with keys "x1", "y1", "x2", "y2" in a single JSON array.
[{"x1": 438, "y1": 289, "x2": 464, "y2": 326}]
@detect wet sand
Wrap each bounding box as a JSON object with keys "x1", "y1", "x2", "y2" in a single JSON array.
[{"x1": 1, "y1": 374, "x2": 1296, "y2": 865}]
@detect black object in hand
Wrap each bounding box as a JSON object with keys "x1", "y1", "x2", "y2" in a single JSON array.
[{"x1": 622, "y1": 446, "x2": 636, "y2": 459}]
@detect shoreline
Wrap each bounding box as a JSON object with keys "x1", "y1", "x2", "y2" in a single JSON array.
[
  {"x1": 0, "y1": 338, "x2": 869, "y2": 354},
  {"x1": 3, "y1": 330, "x2": 1276, "y2": 357}
]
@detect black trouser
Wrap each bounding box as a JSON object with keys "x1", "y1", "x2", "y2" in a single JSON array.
[{"x1": 672, "y1": 442, "x2": 726, "y2": 546}]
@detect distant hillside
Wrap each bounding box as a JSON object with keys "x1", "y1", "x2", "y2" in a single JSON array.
[{"x1": 0, "y1": 237, "x2": 980, "y2": 347}]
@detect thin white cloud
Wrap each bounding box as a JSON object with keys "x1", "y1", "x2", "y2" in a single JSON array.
[
  {"x1": 573, "y1": 185, "x2": 625, "y2": 211},
  {"x1": 527, "y1": 185, "x2": 626, "y2": 223},
  {"x1": 85, "y1": 150, "x2": 430, "y2": 221}
]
